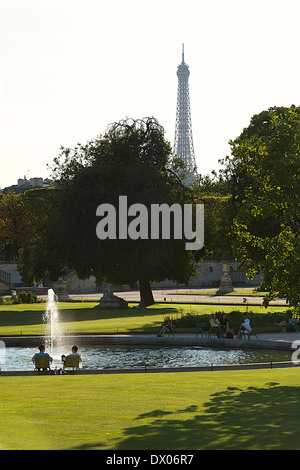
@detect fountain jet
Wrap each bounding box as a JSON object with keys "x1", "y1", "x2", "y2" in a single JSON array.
[{"x1": 43, "y1": 288, "x2": 63, "y2": 356}]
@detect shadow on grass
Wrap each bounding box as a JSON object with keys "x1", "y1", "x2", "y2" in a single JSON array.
[
  {"x1": 0, "y1": 310, "x2": 45, "y2": 329},
  {"x1": 0, "y1": 306, "x2": 178, "y2": 333},
  {"x1": 70, "y1": 382, "x2": 300, "y2": 450}
]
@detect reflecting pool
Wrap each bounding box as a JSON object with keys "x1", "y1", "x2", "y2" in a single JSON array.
[{"x1": 0, "y1": 345, "x2": 292, "y2": 371}]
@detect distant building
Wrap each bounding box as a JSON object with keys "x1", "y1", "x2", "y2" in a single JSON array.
[{"x1": 2, "y1": 176, "x2": 53, "y2": 194}]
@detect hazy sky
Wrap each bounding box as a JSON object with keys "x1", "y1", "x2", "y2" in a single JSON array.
[{"x1": 1, "y1": 0, "x2": 300, "y2": 188}]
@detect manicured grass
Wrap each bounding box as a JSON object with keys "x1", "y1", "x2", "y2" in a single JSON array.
[
  {"x1": 0, "y1": 301, "x2": 298, "y2": 450},
  {"x1": 0, "y1": 302, "x2": 287, "y2": 336},
  {"x1": 0, "y1": 302, "x2": 98, "y2": 336},
  {"x1": 0, "y1": 302, "x2": 170, "y2": 335},
  {"x1": 0, "y1": 368, "x2": 300, "y2": 450}
]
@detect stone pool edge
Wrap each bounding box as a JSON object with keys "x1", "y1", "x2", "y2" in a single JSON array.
[
  {"x1": 2, "y1": 334, "x2": 299, "y2": 376},
  {"x1": 0, "y1": 333, "x2": 295, "y2": 351}
]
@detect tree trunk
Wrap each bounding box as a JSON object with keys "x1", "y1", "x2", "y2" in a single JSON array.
[{"x1": 139, "y1": 279, "x2": 155, "y2": 306}]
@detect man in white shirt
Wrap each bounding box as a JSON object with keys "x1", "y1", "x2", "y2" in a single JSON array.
[
  {"x1": 237, "y1": 313, "x2": 252, "y2": 339},
  {"x1": 61, "y1": 345, "x2": 82, "y2": 366}
]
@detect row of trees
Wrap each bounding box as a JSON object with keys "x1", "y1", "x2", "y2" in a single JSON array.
[{"x1": 0, "y1": 108, "x2": 299, "y2": 312}]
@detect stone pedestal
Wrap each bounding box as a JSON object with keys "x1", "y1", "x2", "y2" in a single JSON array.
[
  {"x1": 52, "y1": 277, "x2": 70, "y2": 301},
  {"x1": 217, "y1": 262, "x2": 234, "y2": 294}
]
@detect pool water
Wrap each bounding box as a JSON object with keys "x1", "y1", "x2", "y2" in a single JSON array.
[{"x1": 0, "y1": 345, "x2": 292, "y2": 371}]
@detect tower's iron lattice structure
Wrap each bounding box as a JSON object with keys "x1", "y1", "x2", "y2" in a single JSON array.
[{"x1": 173, "y1": 44, "x2": 197, "y2": 174}]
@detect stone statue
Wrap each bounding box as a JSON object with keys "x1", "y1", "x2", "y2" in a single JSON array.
[{"x1": 98, "y1": 285, "x2": 128, "y2": 309}]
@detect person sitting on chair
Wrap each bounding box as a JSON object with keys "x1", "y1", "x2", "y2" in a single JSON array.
[
  {"x1": 31, "y1": 344, "x2": 53, "y2": 370},
  {"x1": 236, "y1": 313, "x2": 252, "y2": 339},
  {"x1": 275, "y1": 317, "x2": 298, "y2": 332},
  {"x1": 61, "y1": 345, "x2": 82, "y2": 365},
  {"x1": 219, "y1": 313, "x2": 234, "y2": 338},
  {"x1": 208, "y1": 314, "x2": 223, "y2": 338},
  {"x1": 157, "y1": 319, "x2": 174, "y2": 337}
]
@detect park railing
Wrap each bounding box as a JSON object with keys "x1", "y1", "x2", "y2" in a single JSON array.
[{"x1": 0, "y1": 269, "x2": 11, "y2": 285}]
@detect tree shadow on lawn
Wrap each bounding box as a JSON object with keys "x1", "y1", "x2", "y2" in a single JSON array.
[
  {"x1": 61, "y1": 306, "x2": 176, "y2": 334},
  {"x1": 70, "y1": 382, "x2": 300, "y2": 450},
  {"x1": 0, "y1": 306, "x2": 178, "y2": 330},
  {"x1": 0, "y1": 309, "x2": 45, "y2": 330},
  {"x1": 60, "y1": 306, "x2": 178, "y2": 323}
]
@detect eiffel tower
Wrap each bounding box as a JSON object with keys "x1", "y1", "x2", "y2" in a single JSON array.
[{"x1": 173, "y1": 44, "x2": 197, "y2": 176}]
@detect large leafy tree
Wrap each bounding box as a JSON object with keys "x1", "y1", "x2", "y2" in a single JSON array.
[
  {"x1": 0, "y1": 189, "x2": 64, "y2": 283},
  {"x1": 0, "y1": 191, "x2": 29, "y2": 247},
  {"x1": 222, "y1": 106, "x2": 300, "y2": 313},
  {"x1": 16, "y1": 188, "x2": 65, "y2": 284},
  {"x1": 0, "y1": 189, "x2": 63, "y2": 279},
  {"x1": 50, "y1": 117, "x2": 200, "y2": 305}
]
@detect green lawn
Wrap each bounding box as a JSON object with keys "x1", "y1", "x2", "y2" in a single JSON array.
[
  {"x1": 0, "y1": 301, "x2": 288, "y2": 336},
  {"x1": 1, "y1": 368, "x2": 300, "y2": 450},
  {"x1": 0, "y1": 301, "x2": 299, "y2": 450}
]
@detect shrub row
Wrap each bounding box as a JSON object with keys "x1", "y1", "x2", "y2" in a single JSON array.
[
  {"x1": 169, "y1": 309, "x2": 292, "y2": 330},
  {"x1": 0, "y1": 291, "x2": 41, "y2": 304}
]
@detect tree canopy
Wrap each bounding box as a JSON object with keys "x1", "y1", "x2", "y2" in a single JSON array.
[
  {"x1": 221, "y1": 105, "x2": 300, "y2": 313},
  {"x1": 49, "y1": 117, "x2": 201, "y2": 304},
  {"x1": 8, "y1": 108, "x2": 299, "y2": 313}
]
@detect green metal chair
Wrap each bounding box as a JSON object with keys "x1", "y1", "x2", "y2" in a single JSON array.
[
  {"x1": 196, "y1": 323, "x2": 217, "y2": 338},
  {"x1": 241, "y1": 330, "x2": 258, "y2": 340},
  {"x1": 34, "y1": 356, "x2": 51, "y2": 373},
  {"x1": 63, "y1": 355, "x2": 80, "y2": 372}
]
